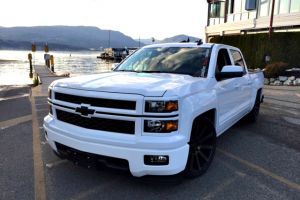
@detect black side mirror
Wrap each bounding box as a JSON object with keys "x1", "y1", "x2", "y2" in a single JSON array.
[
  {"x1": 216, "y1": 65, "x2": 244, "y2": 81},
  {"x1": 216, "y1": 71, "x2": 244, "y2": 80}
]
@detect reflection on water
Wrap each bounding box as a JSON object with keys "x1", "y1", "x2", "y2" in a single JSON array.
[{"x1": 0, "y1": 50, "x2": 113, "y2": 85}]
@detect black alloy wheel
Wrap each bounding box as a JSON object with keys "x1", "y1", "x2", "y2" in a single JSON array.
[
  {"x1": 247, "y1": 92, "x2": 261, "y2": 122},
  {"x1": 185, "y1": 117, "x2": 216, "y2": 178}
]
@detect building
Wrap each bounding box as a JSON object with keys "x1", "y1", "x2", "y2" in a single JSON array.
[{"x1": 206, "y1": 0, "x2": 300, "y2": 40}]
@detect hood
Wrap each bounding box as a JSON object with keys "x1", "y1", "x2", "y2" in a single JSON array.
[{"x1": 52, "y1": 72, "x2": 207, "y2": 97}]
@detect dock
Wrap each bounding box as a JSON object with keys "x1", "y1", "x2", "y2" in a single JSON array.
[{"x1": 33, "y1": 65, "x2": 69, "y2": 96}]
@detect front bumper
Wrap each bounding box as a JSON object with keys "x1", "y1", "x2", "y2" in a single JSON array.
[{"x1": 43, "y1": 115, "x2": 189, "y2": 177}]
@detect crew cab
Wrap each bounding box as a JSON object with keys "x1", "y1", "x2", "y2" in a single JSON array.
[{"x1": 44, "y1": 43, "x2": 264, "y2": 178}]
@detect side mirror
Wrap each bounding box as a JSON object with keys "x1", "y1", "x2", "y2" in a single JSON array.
[{"x1": 216, "y1": 65, "x2": 244, "y2": 80}]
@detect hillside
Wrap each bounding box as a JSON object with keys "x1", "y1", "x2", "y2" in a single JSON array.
[
  {"x1": 160, "y1": 35, "x2": 200, "y2": 43},
  {"x1": 137, "y1": 34, "x2": 201, "y2": 45},
  {"x1": 0, "y1": 39, "x2": 88, "y2": 51},
  {"x1": 0, "y1": 26, "x2": 142, "y2": 50}
]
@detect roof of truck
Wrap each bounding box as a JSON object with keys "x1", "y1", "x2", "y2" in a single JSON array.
[{"x1": 143, "y1": 42, "x2": 215, "y2": 49}]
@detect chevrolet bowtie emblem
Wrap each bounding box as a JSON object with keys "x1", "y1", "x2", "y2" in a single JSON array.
[{"x1": 75, "y1": 106, "x2": 95, "y2": 116}]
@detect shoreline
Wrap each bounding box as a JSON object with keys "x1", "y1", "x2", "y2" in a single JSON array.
[{"x1": 0, "y1": 59, "x2": 19, "y2": 63}]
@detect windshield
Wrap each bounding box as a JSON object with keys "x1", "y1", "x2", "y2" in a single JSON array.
[{"x1": 115, "y1": 47, "x2": 211, "y2": 77}]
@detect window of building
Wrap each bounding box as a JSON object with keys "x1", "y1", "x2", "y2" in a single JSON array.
[
  {"x1": 260, "y1": 0, "x2": 270, "y2": 16},
  {"x1": 279, "y1": 0, "x2": 290, "y2": 13},
  {"x1": 228, "y1": 0, "x2": 235, "y2": 14},
  {"x1": 245, "y1": 0, "x2": 257, "y2": 10},
  {"x1": 290, "y1": 0, "x2": 300, "y2": 12},
  {"x1": 210, "y1": 1, "x2": 225, "y2": 18}
]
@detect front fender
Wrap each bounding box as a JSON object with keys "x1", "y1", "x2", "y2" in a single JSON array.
[{"x1": 179, "y1": 90, "x2": 217, "y2": 143}]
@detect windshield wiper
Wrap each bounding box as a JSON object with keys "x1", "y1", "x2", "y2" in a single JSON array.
[
  {"x1": 137, "y1": 70, "x2": 163, "y2": 73},
  {"x1": 115, "y1": 69, "x2": 137, "y2": 72},
  {"x1": 116, "y1": 70, "x2": 194, "y2": 76},
  {"x1": 139, "y1": 71, "x2": 194, "y2": 76}
]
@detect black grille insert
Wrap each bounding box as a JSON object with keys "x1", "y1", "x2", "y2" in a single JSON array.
[
  {"x1": 55, "y1": 92, "x2": 136, "y2": 110},
  {"x1": 56, "y1": 109, "x2": 135, "y2": 134}
]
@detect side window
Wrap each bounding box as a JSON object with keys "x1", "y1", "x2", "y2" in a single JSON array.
[
  {"x1": 215, "y1": 48, "x2": 232, "y2": 73},
  {"x1": 230, "y1": 49, "x2": 246, "y2": 74}
]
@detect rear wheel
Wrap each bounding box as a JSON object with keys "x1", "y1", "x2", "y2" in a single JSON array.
[
  {"x1": 246, "y1": 91, "x2": 261, "y2": 122},
  {"x1": 184, "y1": 117, "x2": 216, "y2": 178}
]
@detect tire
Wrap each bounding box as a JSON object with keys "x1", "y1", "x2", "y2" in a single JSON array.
[
  {"x1": 184, "y1": 117, "x2": 216, "y2": 178},
  {"x1": 246, "y1": 91, "x2": 261, "y2": 123}
]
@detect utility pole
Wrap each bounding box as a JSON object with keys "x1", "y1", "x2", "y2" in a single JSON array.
[
  {"x1": 269, "y1": 0, "x2": 276, "y2": 38},
  {"x1": 139, "y1": 37, "x2": 141, "y2": 48}
]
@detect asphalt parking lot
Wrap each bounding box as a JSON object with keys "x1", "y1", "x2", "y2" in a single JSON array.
[{"x1": 0, "y1": 85, "x2": 299, "y2": 200}]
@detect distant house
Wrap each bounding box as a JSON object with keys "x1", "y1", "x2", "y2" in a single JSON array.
[{"x1": 206, "y1": 0, "x2": 300, "y2": 40}]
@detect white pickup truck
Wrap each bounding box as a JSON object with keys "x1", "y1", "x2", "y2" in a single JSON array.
[{"x1": 44, "y1": 43, "x2": 264, "y2": 178}]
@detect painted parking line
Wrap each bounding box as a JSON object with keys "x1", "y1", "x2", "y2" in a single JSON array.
[
  {"x1": 0, "y1": 94, "x2": 29, "y2": 101},
  {"x1": 31, "y1": 93, "x2": 47, "y2": 200},
  {"x1": 216, "y1": 157, "x2": 246, "y2": 178},
  {"x1": 217, "y1": 148, "x2": 300, "y2": 192},
  {"x1": 282, "y1": 116, "x2": 300, "y2": 126},
  {"x1": 0, "y1": 114, "x2": 32, "y2": 130},
  {"x1": 202, "y1": 175, "x2": 239, "y2": 200}
]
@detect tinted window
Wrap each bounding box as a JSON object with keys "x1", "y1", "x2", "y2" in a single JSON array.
[
  {"x1": 116, "y1": 47, "x2": 211, "y2": 77},
  {"x1": 230, "y1": 49, "x2": 246, "y2": 74},
  {"x1": 216, "y1": 48, "x2": 232, "y2": 73},
  {"x1": 230, "y1": 50, "x2": 245, "y2": 67}
]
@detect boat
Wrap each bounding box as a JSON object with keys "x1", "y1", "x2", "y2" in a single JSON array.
[{"x1": 97, "y1": 47, "x2": 138, "y2": 61}]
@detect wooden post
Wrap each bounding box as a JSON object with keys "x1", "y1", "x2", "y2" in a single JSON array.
[
  {"x1": 28, "y1": 53, "x2": 33, "y2": 78},
  {"x1": 50, "y1": 55, "x2": 54, "y2": 72}
]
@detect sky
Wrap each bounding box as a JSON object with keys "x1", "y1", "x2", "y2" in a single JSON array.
[{"x1": 0, "y1": 0, "x2": 208, "y2": 40}]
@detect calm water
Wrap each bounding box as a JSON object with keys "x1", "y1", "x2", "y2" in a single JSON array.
[{"x1": 0, "y1": 50, "x2": 113, "y2": 85}]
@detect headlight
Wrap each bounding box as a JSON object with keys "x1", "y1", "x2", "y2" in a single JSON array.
[
  {"x1": 144, "y1": 120, "x2": 178, "y2": 133},
  {"x1": 145, "y1": 100, "x2": 178, "y2": 113}
]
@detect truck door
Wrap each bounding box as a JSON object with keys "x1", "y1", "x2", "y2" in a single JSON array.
[
  {"x1": 215, "y1": 48, "x2": 242, "y2": 131},
  {"x1": 229, "y1": 49, "x2": 252, "y2": 115}
]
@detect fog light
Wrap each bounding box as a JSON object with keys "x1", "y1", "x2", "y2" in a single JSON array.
[
  {"x1": 144, "y1": 120, "x2": 178, "y2": 133},
  {"x1": 144, "y1": 155, "x2": 169, "y2": 165}
]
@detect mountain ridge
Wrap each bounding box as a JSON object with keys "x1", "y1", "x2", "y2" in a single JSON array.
[
  {"x1": 137, "y1": 34, "x2": 201, "y2": 45},
  {"x1": 0, "y1": 26, "x2": 141, "y2": 50}
]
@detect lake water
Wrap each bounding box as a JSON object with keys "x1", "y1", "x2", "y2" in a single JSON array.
[{"x1": 0, "y1": 50, "x2": 113, "y2": 86}]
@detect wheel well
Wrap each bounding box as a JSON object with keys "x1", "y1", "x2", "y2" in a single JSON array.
[{"x1": 193, "y1": 109, "x2": 216, "y2": 128}]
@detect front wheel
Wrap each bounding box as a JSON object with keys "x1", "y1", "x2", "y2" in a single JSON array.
[{"x1": 184, "y1": 117, "x2": 216, "y2": 178}]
